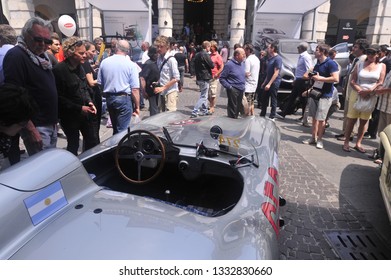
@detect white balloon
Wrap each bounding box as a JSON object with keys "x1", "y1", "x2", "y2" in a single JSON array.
[{"x1": 58, "y1": 15, "x2": 76, "y2": 37}]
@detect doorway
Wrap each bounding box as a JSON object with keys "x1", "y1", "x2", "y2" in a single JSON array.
[{"x1": 183, "y1": 0, "x2": 214, "y2": 44}]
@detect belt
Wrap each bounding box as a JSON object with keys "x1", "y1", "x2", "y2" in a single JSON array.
[{"x1": 104, "y1": 92, "x2": 128, "y2": 96}]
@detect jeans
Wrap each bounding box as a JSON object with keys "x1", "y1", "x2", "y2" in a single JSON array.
[
  {"x1": 178, "y1": 66, "x2": 185, "y2": 89},
  {"x1": 20, "y1": 124, "x2": 57, "y2": 155},
  {"x1": 148, "y1": 94, "x2": 161, "y2": 116},
  {"x1": 192, "y1": 80, "x2": 210, "y2": 114},
  {"x1": 106, "y1": 94, "x2": 132, "y2": 134},
  {"x1": 260, "y1": 83, "x2": 279, "y2": 119}
]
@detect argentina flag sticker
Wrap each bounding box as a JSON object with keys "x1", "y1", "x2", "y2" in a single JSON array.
[{"x1": 24, "y1": 181, "x2": 68, "y2": 226}]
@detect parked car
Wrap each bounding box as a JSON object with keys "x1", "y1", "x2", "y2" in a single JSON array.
[
  {"x1": 331, "y1": 42, "x2": 353, "y2": 84},
  {"x1": 379, "y1": 124, "x2": 391, "y2": 222},
  {"x1": 0, "y1": 112, "x2": 284, "y2": 259}
]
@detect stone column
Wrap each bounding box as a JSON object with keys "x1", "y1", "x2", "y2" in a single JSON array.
[
  {"x1": 158, "y1": 0, "x2": 172, "y2": 37},
  {"x1": 229, "y1": 0, "x2": 246, "y2": 53},
  {"x1": 2, "y1": 0, "x2": 34, "y2": 35},
  {"x1": 301, "y1": 0, "x2": 330, "y2": 42},
  {"x1": 366, "y1": 0, "x2": 391, "y2": 44}
]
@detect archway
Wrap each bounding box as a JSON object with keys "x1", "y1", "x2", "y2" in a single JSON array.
[{"x1": 183, "y1": 0, "x2": 214, "y2": 44}]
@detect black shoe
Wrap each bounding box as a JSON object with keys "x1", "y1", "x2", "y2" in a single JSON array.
[
  {"x1": 335, "y1": 133, "x2": 344, "y2": 138},
  {"x1": 325, "y1": 122, "x2": 330, "y2": 129},
  {"x1": 363, "y1": 132, "x2": 377, "y2": 139},
  {"x1": 369, "y1": 149, "x2": 380, "y2": 159}
]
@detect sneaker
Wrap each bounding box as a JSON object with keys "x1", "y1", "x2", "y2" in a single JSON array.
[
  {"x1": 302, "y1": 138, "x2": 317, "y2": 145},
  {"x1": 275, "y1": 113, "x2": 285, "y2": 119},
  {"x1": 316, "y1": 140, "x2": 324, "y2": 149},
  {"x1": 190, "y1": 113, "x2": 198, "y2": 118}
]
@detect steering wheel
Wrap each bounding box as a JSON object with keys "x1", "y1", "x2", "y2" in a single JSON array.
[{"x1": 115, "y1": 130, "x2": 166, "y2": 184}]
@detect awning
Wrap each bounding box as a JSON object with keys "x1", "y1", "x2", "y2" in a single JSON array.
[
  {"x1": 86, "y1": 0, "x2": 148, "y2": 11},
  {"x1": 256, "y1": 0, "x2": 328, "y2": 14}
]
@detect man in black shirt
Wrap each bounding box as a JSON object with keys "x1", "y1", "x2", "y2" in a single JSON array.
[
  {"x1": 140, "y1": 46, "x2": 160, "y2": 116},
  {"x1": 174, "y1": 46, "x2": 188, "y2": 92},
  {"x1": 191, "y1": 41, "x2": 214, "y2": 118},
  {"x1": 3, "y1": 17, "x2": 58, "y2": 162}
]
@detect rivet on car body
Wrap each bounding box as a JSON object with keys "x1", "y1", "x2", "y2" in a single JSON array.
[
  {"x1": 75, "y1": 204, "x2": 83, "y2": 209},
  {"x1": 94, "y1": 208, "x2": 102, "y2": 214}
]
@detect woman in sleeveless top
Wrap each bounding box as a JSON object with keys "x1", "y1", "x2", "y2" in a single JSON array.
[{"x1": 343, "y1": 45, "x2": 386, "y2": 153}]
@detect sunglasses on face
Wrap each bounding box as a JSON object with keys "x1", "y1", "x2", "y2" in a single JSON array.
[{"x1": 32, "y1": 36, "x2": 53, "y2": 45}]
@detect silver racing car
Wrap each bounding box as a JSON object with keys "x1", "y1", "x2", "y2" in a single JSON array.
[{"x1": 0, "y1": 112, "x2": 284, "y2": 259}]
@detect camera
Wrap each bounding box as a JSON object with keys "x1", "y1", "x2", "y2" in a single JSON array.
[
  {"x1": 308, "y1": 71, "x2": 318, "y2": 78},
  {"x1": 151, "y1": 82, "x2": 161, "y2": 88}
]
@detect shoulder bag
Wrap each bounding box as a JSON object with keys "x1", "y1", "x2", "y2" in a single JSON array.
[{"x1": 308, "y1": 88, "x2": 323, "y2": 100}]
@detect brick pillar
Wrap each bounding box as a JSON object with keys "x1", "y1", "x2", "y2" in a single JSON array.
[
  {"x1": 366, "y1": 0, "x2": 391, "y2": 44},
  {"x1": 158, "y1": 0, "x2": 172, "y2": 37},
  {"x1": 229, "y1": 0, "x2": 246, "y2": 53},
  {"x1": 302, "y1": 0, "x2": 330, "y2": 42},
  {"x1": 3, "y1": 0, "x2": 34, "y2": 35}
]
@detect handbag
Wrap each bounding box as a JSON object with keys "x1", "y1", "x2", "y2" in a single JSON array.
[
  {"x1": 353, "y1": 94, "x2": 377, "y2": 113},
  {"x1": 308, "y1": 88, "x2": 323, "y2": 100}
]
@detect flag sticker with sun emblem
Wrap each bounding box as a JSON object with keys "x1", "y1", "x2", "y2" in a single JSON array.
[{"x1": 24, "y1": 181, "x2": 68, "y2": 226}]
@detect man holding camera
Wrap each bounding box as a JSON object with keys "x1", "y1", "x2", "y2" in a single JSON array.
[{"x1": 302, "y1": 44, "x2": 339, "y2": 149}]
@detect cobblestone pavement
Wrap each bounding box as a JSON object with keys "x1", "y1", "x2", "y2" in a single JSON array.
[{"x1": 3, "y1": 75, "x2": 391, "y2": 259}]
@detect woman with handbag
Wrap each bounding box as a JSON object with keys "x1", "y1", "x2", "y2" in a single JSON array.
[
  {"x1": 302, "y1": 44, "x2": 339, "y2": 149},
  {"x1": 342, "y1": 45, "x2": 386, "y2": 153}
]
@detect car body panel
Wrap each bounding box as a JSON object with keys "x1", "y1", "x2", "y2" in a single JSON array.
[
  {"x1": 0, "y1": 112, "x2": 282, "y2": 259},
  {"x1": 379, "y1": 124, "x2": 391, "y2": 222}
]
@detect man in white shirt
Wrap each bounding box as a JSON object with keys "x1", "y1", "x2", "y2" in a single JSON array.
[
  {"x1": 141, "y1": 41, "x2": 150, "y2": 64},
  {"x1": 243, "y1": 43, "x2": 260, "y2": 116},
  {"x1": 279, "y1": 41, "x2": 313, "y2": 119},
  {"x1": 0, "y1": 24, "x2": 16, "y2": 84}
]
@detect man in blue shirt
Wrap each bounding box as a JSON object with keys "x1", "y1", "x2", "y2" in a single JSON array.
[
  {"x1": 219, "y1": 47, "x2": 246, "y2": 118},
  {"x1": 302, "y1": 44, "x2": 339, "y2": 149},
  {"x1": 97, "y1": 40, "x2": 140, "y2": 134},
  {"x1": 260, "y1": 40, "x2": 282, "y2": 120}
]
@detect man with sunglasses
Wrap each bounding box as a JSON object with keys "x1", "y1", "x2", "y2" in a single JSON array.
[{"x1": 3, "y1": 16, "x2": 58, "y2": 164}]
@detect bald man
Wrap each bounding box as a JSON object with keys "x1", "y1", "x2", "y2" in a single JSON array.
[{"x1": 97, "y1": 40, "x2": 140, "y2": 134}]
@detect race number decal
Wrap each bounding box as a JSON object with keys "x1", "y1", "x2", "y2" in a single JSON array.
[{"x1": 218, "y1": 135, "x2": 240, "y2": 148}]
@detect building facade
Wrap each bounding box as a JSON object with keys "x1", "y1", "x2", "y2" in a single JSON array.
[{"x1": 1, "y1": 0, "x2": 390, "y2": 46}]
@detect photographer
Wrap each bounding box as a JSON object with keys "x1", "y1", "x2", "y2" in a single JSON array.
[{"x1": 302, "y1": 44, "x2": 339, "y2": 149}]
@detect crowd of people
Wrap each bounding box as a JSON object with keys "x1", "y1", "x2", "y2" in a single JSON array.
[{"x1": 1, "y1": 15, "x2": 391, "y2": 170}]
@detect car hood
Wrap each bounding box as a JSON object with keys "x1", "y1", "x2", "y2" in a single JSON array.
[{"x1": 10, "y1": 189, "x2": 270, "y2": 260}]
